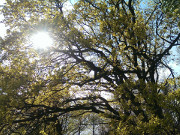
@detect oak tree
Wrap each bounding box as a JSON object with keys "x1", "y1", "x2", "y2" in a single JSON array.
[{"x1": 0, "y1": 0, "x2": 180, "y2": 134}]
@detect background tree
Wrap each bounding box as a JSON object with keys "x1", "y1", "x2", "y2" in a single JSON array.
[
  {"x1": 0, "y1": 0, "x2": 180, "y2": 134},
  {"x1": 160, "y1": 0, "x2": 180, "y2": 28},
  {"x1": 161, "y1": 0, "x2": 180, "y2": 13}
]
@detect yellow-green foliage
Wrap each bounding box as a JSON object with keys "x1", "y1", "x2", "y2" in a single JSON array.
[{"x1": 0, "y1": 0, "x2": 180, "y2": 134}]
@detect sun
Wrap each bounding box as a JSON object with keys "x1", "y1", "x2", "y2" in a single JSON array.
[{"x1": 31, "y1": 32, "x2": 53, "y2": 49}]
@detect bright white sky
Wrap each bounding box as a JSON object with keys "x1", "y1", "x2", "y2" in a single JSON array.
[
  {"x1": 0, "y1": 0, "x2": 179, "y2": 77},
  {"x1": 0, "y1": 0, "x2": 6, "y2": 38}
]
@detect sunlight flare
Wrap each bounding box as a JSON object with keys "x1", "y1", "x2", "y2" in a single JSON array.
[{"x1": 31, "y1": 32, "x2": 53, "y2": 49}]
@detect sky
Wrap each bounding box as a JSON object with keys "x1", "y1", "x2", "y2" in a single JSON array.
[
  {"x1": 0, "y1": 0, "x2": 6, "y2": 38},
  {"x1": 0, "y1": 0, "x2": 179, "y2": 78},
  {"x1": 0, "y1": 1, "x2": 179, "y2": 133},
  {"x1": 0, "y1": 0, "x2": 75, "y2": 38}
]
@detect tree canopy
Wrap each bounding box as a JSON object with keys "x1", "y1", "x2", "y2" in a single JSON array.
[{"x1": 0, "y1": 0, "x2": 180, "y2": 134}]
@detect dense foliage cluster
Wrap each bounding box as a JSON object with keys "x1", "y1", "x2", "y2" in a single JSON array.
[{"x1": 0, "y1": 0, "x2": 180, "y2": 134}]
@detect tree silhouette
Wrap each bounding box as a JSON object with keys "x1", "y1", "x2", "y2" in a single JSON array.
[{"x1": 0, "y1": 0, "x2": 180, "y2": 134}]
